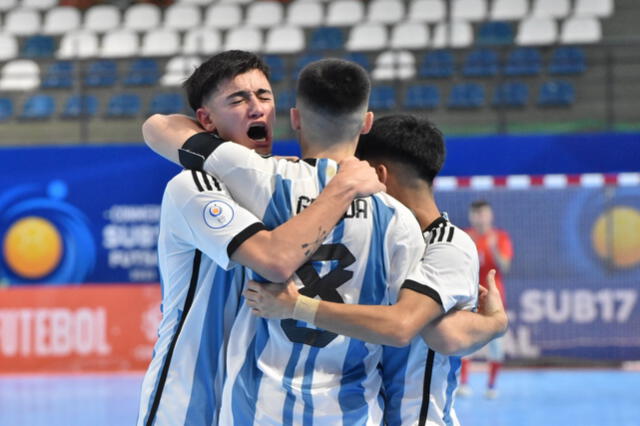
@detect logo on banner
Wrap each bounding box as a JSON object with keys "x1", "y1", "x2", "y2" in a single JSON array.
[{"x1": 203, "y1": 200, "x2": 234, "y2": 229}]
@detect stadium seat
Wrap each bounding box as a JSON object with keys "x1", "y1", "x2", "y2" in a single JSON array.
[
  {"x1": 57, "y1": 31, "x2": 98, "y2": 59},
  {"x1": 0, "y1": 0, "x2": 17, "y2": 12},
  {"x1": 219, "y1": 0, "x2": 252, "y2": 5},
  {"x1": 176, "y1": 0, "x2": 211, "y2": 5},
  {"x1": 204, "y1": 4, "x2": 242, "y2": 29},
  {"x1": 141, "y1": 29, "x2": 180, "y2": 57},
  {"x1": 326, "y1": 0, "x2": 365, "y2": 26},
  {"x1": 390, "y1": 22, "x2": 429, "y2": 49},
  {"x1": 493, "y1": 81, "x2": 528, "y2": 107},
  {"x1": 263, "y1": 55, "x2": 286, "y2": 83},
  {"x1": 367, "y1": 0, "x2": 405, "y2": 24},
  {"x1": 164, "y1": 4, "x2": 201, "y2": 31},
  {"x1": 408, "y1": 0, "x2": 445, "y2": 22},
  {"x1": 41, "y1": 61, "x2": 74, "y2": 89},
  {"x1": 0, "y1": 60, "x2": 40, "y2": 91},
  {"x1": 369, "y1": 86, "x2": 397, "y2": 109},
  {"x1": 83, "y1": 4, "x2": 120, "y2": 33},
  {"x1": 61, "y1": 94, "x2": 99, "y2": 118},
  {"x1": 344, "y1": 52, "x2": 371, "y2": 71},
  {"x1": 106, "y1": 93, "x2": 141, "y2": 118},
  {"x1": 452, "y1": 0, "x2": 488, "y2": 21},
  {"x1": 574, "y1": 0, "x2": 614, "y2": 18},
  {"x1": 372, "y1": 50, "x2": 415, "y2": 80},
  {"x1": 148, "y1": 93, "x2": 185, "y2": 115},
  {"x1": 287, "y1": 1, "x2": 324, "y2": 27},
  {"x1": 560, "y1": 17, "x2": 602, "y2": 44},
  {"x1": 265, "y1": 26, "x2": 305, "y2": 54},
  {"x1": 4, "y1": 8, "x2": 40, "y2": 36},
  {"x1": 448, "y1": 83, "x2": 485, "y2": 108},
  {"x1": 0, "y1": 98, "x2": 13, "y2": 121},
  {"x1": 531, "y1": 0, "x2": 570, "y2": 18},
  {"x1": 538, "y1": 80, "x2": 575, "y2": 106},
  {"x1": 161, "y1": 56, "x2": 201, "y2": 86},
  {"x1": 43, "y1": 6, "x2": 82, "y2": 35},
  {"x1": 124, "y1": 58, "x2": 159, "y2": 86},
  {"x1": 346, "y1": 23, "x2": 388, "y2": 51},
  {"x1": 20, "y1": 94, "x2": 55, "y2": 120},
  {"x1": 490, "y1": 0, "x2": 528, "y2": 20},
  {"x1": 309, "y1": 27, "x2": 344, "y2": 50},
  {"x1": 183, "y1": 28, "x2": 222, "y2": 55},
  {"x1": 549, "y1": 46, "x2": 586, "y2": 75},
  {"x1": 123, "y1": 4, "x2": 161, "y2": 31},
  {"x1": 432, "y1": 22, "x2": 473, "y2": 48},
  {"x1": 224, "y1": 27, "x2": 263, "y2": 52},
  {"x1": 22, "y1": 0, "x2": 56, "y2": 9},
  {"x1": 0, "y1": 34, "x2": 18, "y2": 61},
  {"x1": 504, "y1": 47, "x2": 542, "y2": 76},
  {"x1": 294, "y1": 53, "x2": 323, "y2": 77},
  {"x1": 419, "y1": 50, "x2": 454, "y2": 78},
  {"x1": 84, "y1": 60, "x2": 117, "y2": 87},
  {"x1": 275, "y1": 89, "x2": 296, "y2": 112},
  {"x1": 476, "y1": 22, "x2": 514, "y2": 46},
  {"x1": 404, "y1": 84, "x2": 440, "y2": 109},
  {"x1": 516, "y1": 17, "x2": 557, "y2": 45},
  {"x1": 246, "y1": 1, "x2": 283, "y2": 28},
  {"x1": 21, "y1": 35, "x2": 55, "y2": 58},
  {"x1": 463, "y1": 49, "x2": 499, "y2": 77},
  {"x1": 101, "y1": 30, "x2": 139, "y2": 58}
]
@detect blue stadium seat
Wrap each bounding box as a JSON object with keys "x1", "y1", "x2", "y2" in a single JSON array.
[
  {"x1": 538, "y1": 80, "x2": 575, "y2": 106},
  {"x1": 419, "y1": 50, "x2": 454, "y2": 78},
  {"x1": 493, "y1": 81, "x2": 529, "y2": 108},
  {"x1": 0, "y1": 98, "x2": 13, "y2": 121},
  {"x1": 106, "y1": 93, "x2": 141, "y2": 118},
  {"x1": 41, "y1": 61, "x2": 74, "y2": 89},
  {"x1": 294, "y1": 53, "x2": 323, "y2": 77},
  {"x1": 148, "y1": 93, "x2": 185, "y2": 115},
  {"x1": 61, "y1": 95, "x2": 99, "y2": 119},
  {"x1": 476, "y1": 21, "x2": 514, "y2": 46},
  {"x1": 276, "y1": 89, "x2": 296, "y2": 112},
  {"x1": 549, "y1": 46, "x2": 586, "y2": 75},
  {"x1": 309, "y1": 27, "x2": 344, "y2": 50},
  {"x1": 124, "y1": 59, "x2": 159, "y2": 86},
  {"x1": 448, "y1": 83, "x2": 485, "y2": 108},
  {"x1": 504, "y1": 47, "x2": 542, "y2": 76},
  {"x1": 21, "y1": 35, "x2": 55, "y2": 58},
  {"x1": 344, "y1": 52, "x2": 371, "y2": 71},
  {"x1": 463, "y1": 49, "x2": 499, "y2": 77},
  {"x1": 263, "y1": 55, "x2": 286, "y2": 83},
  {"x1": 20, "y1": 94, "x2": 55, "y2": 119},
  {"x1": 369, "y1": 86, "x2": 396, "y2": 110},
  {"x1": 84, "y1": 60, "x2": 118, "y2": 88},
  {"x1": 404, "y1": 85, "x2": 440, "y2": 109}
]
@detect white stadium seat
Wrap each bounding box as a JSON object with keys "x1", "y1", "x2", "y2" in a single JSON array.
[
  {"x1": 368, "y1": 0, "x2": 405, "y2": 24},
  {"x1": 432, "y1": 21, "x2": 473, "y2": 48},
  {"x1": 346, "y1": 23, "x2": 388, "y2": 51},
  {"x1": 452, "y1": 0, "x2": 487, "y2": 21},
  {"x1": 0, "y1": 59, "x2": 39, "y2": 91},
  {"x1": 224, "y1": 27, "x2": 263, "y2": 51},
  {"x1": 326, "y1": 0, "x2": 365, "y2": 26},
  {"x1": 517, "y1": 17, "x2": 558, "y2": 45},
  {"x1": 21, "y1": 0, "x2": 56, "y2": 10},
  {"x1": 264, "y1": 26, "x2": 305, "y2": 53},
  {"x1": 574, "y1": 0, "x2": 614, "y2": 18},
  {"x1": 287, "y1": 1, "x2": 324, "y2": 27},
  {"x1": 141, "y1": 29, "x2": 181, "y2": 57},
  {"x1": 175, "y1": 0, "x2": 211, "y2": 5},
  {"x1": 100, "y1": 29, "x2": 139, "y2": 58},
  {"x1": 123, "y1": 4, "x2": 161, "y2": 31},
  {"x1": 205, "y1": 4, "x2": 243, "y2": 29},
  {"x1": 183, "y1": 28, "x2": 222, "y2": 55},
  {"x1": 4, "y1": 9, "x2": 40, "y2": 36},
  {"x1": 246, "y1": 1, "x2": 284, "y2": 28},
  {"x1": 561, "y1": 17, "x2": 602, "y2": 44},
  {"x1": 164, "y1": 4, "x2": 201, "y2": 31},
  {"x1": 219, "y1": 0, "x2": 253, "y2": 4},
  {"x1": 84, "y1": 4, "x2": 120, "y2": 33},
  {"x1": 0, "y1": 34, "x2": 18, "y2": 61},
  {"x1": 0, "y1": 0, "x2": 17, "y2": 12},
  {"x1": 390, "y1": 22, "x2": 429, "y2": 49},
  {"x1": 161, "y1": 56, "x2": 202, "y2": 87},
  {"x1": 43, "y1": 7, "x2": 82, "y2": 35},
  {"x1": 531, "y1": 0, "x2": 571, "y2": 19},
  {"x1": 408, "y1": 0, "x2": 445, "y2": 23},
  {"x1": 57, "y1": 31, "x2": 99, "y2": 59},
  {"x1": 490, "y1": 0, "x2": 528, "y2": 21},
  {"x1": 372, "y1": 50, "x2": 415, "y2": 80}
]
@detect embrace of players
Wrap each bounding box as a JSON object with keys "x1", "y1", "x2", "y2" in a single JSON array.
[{"x1": 137, "y1": 50, "x2": 509, "y2": 426}]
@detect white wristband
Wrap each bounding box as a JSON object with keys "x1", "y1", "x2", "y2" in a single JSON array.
[{"x1": 292, "y1": 295, "x2": 320, "y2": 324}]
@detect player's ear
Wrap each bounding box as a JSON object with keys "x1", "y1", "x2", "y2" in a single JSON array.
[
  {"x1": 196, "y1": 107, "x2": 216, "y2": 132},
  {"x1": 375, "y1": 163, "x2": 388, "y2": 184},
  {"x1": 360, "y1": 111, "x2": 374, "y2": 135},
  {"x1": 290, "y1": 107, "x2": 301, "y2": 131}
]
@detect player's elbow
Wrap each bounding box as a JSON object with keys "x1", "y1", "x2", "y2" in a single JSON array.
[
  {"x1": 261, "y1": 263, "x2": 293, "y2": 283},
  {"x1": 142, "y1": 114, "x2": 165, "y2": 147},
  {"x1": 433, "y1": 337, "x2": 465, "y2": 356}
]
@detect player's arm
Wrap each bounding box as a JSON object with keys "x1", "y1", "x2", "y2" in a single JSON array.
[
  {"x1": 488, "y1": 231, "x2": 513, "y2": 274},
  {"x1": 142, "y1": 114, "x2": 203, "y2": 165}
]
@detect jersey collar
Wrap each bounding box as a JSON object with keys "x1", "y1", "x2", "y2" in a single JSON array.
[{"x1": 423, "y1": 216, "x2": 447, "y2": 234}]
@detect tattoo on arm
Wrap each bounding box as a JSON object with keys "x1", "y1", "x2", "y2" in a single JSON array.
[{"x1": 302, "y1": 227, "x2": 329, "y2": 256}]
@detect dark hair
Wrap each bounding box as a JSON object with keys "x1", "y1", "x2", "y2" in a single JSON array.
[
  {"x1": 356, "y1": 114, "x2": 445, "y2": 185},
  {"x1": 183, "y1": 50, "x2": 270, "y2": 112},
  {"x1": 296, "y1": 58, "x2": 370, "y2": 116},
  {"x1": 470, "y1": 200, "x2": 491, "y2": 210}
]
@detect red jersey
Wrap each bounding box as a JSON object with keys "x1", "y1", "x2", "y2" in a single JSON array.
[{"x1": 465, "y1": 228, "x2": 513, "y2": 303}]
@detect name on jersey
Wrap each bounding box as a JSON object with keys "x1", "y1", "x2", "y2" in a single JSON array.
[{"x1": 296, "y1": 196, "x2": 368, "y2": 219}]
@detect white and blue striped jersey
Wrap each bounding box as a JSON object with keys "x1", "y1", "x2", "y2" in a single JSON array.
[
  {"x1": 382, "y1": 217, "x2": 479, "y2": 426},
  {"x1": 202, "y1": 143, "x2": 427, "y2": 425},
  {"x1": 137, "y1": 170, "x2": 267, "y2": 426}
]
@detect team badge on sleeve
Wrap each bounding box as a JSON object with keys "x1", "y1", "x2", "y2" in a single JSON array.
[{"x1": 203, "y1": 200, "x2": 235, "y2": 229}]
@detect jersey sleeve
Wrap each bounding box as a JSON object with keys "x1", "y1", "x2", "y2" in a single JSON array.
[
  {"x1": 402, "y1": 241, "x2": 479, "y2": 313},
  {"x1": 166, "y1": 170, "x2": 266, "y2": 269}
]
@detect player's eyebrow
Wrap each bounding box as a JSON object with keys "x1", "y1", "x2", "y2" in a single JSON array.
[{"x1": 226, "y1": 89, "x2": 272, "y2": 100}]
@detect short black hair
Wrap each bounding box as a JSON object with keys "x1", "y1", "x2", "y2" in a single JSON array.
[
  {"x1": 470, "y1": 200, "x2": 492, "y2": 210},
  {"x1": 183, "y1": 50, "x2": 270, "y2": 112},
  {"x1": 356, "y1": 114, "x2": 445, "y2": 185},
  {"x1": 296, "y1": 58, "x2": 370, "y2": 116}
]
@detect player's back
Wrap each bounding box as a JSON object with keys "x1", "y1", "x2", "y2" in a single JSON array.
[{"x1": 206, "y1": 146, "x2": 425, "y2": 425}]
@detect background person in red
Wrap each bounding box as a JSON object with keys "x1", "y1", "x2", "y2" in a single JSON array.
[{"x1": 459, "y1": 199, "x2": 514, "y2": 399}]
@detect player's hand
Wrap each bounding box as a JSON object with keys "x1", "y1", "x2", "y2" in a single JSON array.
[
  {"x1": 244, "y1": 279, "x2": 300, "y2": 319},
  {"x1": 477, "y1": 270, "x2": 508, "y2": 336},
  {"x1": 335, "y1": 156, "x2": 386, "y2": 198}
]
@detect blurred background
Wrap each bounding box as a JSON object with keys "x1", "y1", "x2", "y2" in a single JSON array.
[{"x1": 0, "y1": 0, "x2": 639, "y2": 425}]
